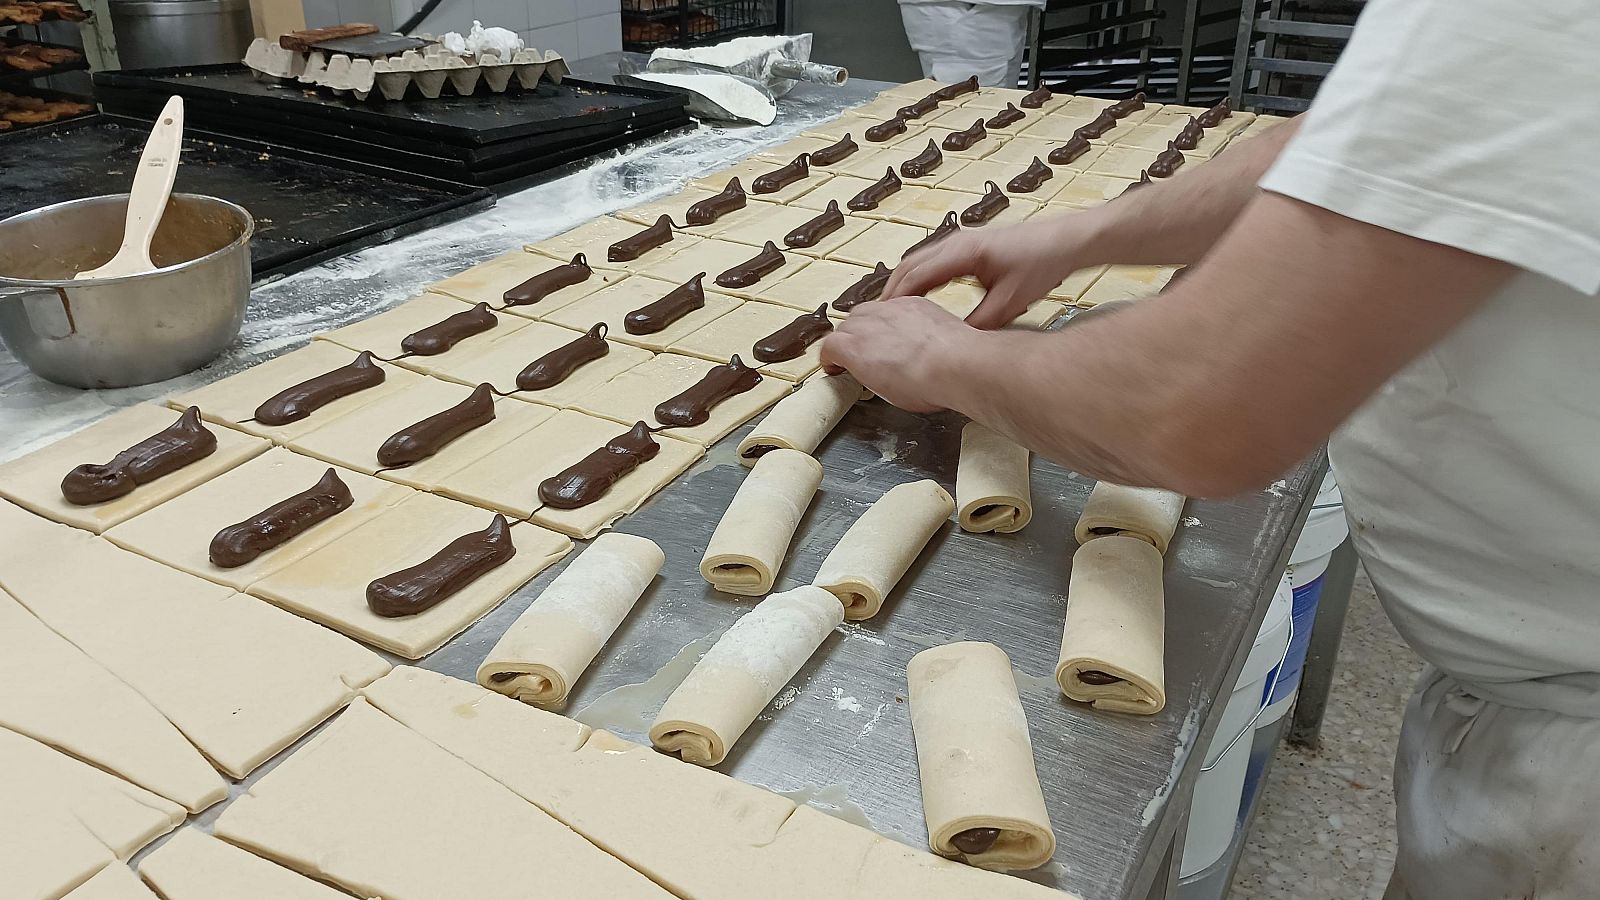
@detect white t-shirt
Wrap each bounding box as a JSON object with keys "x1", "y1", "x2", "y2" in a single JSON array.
[{"x1": 1259, "y1": 0, "x2": 1600, "y2": 717}]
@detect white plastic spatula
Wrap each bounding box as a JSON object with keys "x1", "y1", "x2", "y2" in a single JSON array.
[{"x1": 76, "y1": 95, "x2": 186, "y2": 280}]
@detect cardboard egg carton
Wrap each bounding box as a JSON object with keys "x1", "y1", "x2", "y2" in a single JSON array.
[{"x1": 243, "y1": 37, "x2": 569, "y2": 101}]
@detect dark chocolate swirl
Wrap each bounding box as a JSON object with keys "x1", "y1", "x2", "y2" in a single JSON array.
[
  {"x1": 959, "y1": 181, "x2": 1010, "y2": 226},
  {"x1": 864, "y1": 116, "x2": 908, "y2": 142},
  {"x1": 608, "y1": 215, "x2": 675, "y2": 262},
  {"x1": 1006, "y1": 157, "x2": 1054, "y2": 193},
  {"x1": 1019, "y1": 85, "x2": 1053, "y2": 109},
  {"x1": 402, "y1": 302, "x2": 499, "y2": 356},
  {"x1": 985, "y1": 103, "x2": 1025, "y2": 129},
  {"x1": 752, "y1": 154, "x2": 810, "y2": 194},
  {"x1": 366, "y1": 514, "x2": 517, "y2": 617},
  {"x1": 932, "y1": 75, "x2": 978, "y2": 101},
  {"x1": 1196, "y1": 98, "x2": 1232, "y2": 128},
  {"x1": 1047, "y1": 134, "x2": 1092, "y2": 166},
  {"x1": 655, "y1": 355, "x2": 762, "y2": 428},
  {"x1": 685, "y1": 179, "x2": 746, "y2": 226},
  {"x1": 376, "y1": 383, "x2": 496, "y2": 468},
  {"x1": 904, "y1": 212, "x2": 960, "y2": 258},
  {"x1": 254, "y1": 350, "x2": 386, "y2": 426},
  {"x1": 849, "y1": 167, "x2": 903, "y2": 211},
  {"x1": 896, "y1": 94, "x2": 940, "y2": 120},
  {"x1": 1106, "y1": 92, "x2": 1146, "y2": 119},
  {"x1": 1148, "y1": 141, "x2": 1185, "y2": 178},
  {"x1": 950, "y1": 827, "x2": 1003, "y2": 855},
  {"x1": 753, "y1": 305, "x2": 833, "y2": 363},
  {"x1": 900, "y1": 139, "x2": 945, "y2": 178},
  {"x1": 833, "y1": 262, "x2": 893, "y2": 312},
  {"x1": 941, "y1": 119, "x2": 987, "y2": 152},
  {"x1": 626, "y1": 274, "x2": 706, "y2": 335},
  {"x1": 517, "y1": 323, "x2": 610, "y2": 392},
  {"x1": 809, "y1": 133, "x2": 859, "y2": 166},
  {"x1": 1173, "y1": 116, "x2": 1204, "y2": 151},
  {"x1": 715, "y1": 242, "x2": 786, "y2": 289},
  {"x1": 538, "y1": 421, "x2": 660, "y2": 509},
  {"x1": 60, "y1": 406, "x2": 218, "y2": 506},
  {"x1": 208, "y1": 467, "x2": 353, "y2": 568},
  {"x1": 784, "y1": 200, "x2": 845, "y2": 249},
  {"x1": 1075, "y1": 110, "x2": 1118, "y2": 140},
  {"x1": 1119, "y1": 171, "x2": 1155, "y2": 198},
  {"x1": 503, "y1": 253, "x2": 592, "y2": 307}
]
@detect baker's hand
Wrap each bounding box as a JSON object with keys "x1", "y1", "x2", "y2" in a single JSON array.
[
  {"x1": 884, "y1": 215, "x2": 1094, "y2": 329},
  {"x1": 820, "y1": 297, "x2": 973, "y2": 414}
]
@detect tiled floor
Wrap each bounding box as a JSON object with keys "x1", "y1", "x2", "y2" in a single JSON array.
[{"x1": 1230, "y1": 568, "x2": 1423, "y2": 899}]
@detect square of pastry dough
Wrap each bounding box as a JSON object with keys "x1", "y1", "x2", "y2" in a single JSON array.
[
  {"x1": 824, "y1": 219, "x2": 932, "y2": 267},
  {"x1": 1058, "y1": 95, "x2": 1118, "y2": 114},
  {"x1": 428, "y1": 250, "x2": 625, "y2": 314},
  {"x1": 831, "y1": 142, "x2": 958, "y2": 186},
  {"x1": 961, "y1": 87, "x2": 1072, "y2": 113},
  {"x1": 525, "y1": 216, "x2": 701, "y2": 273},
  {"x1": 317, "y1": 293, "x2": 529, "y2": 377},
  {"x1": 787, "y1": 173, "x2": 925, "y2": 223},
  {"x1": 1086, "y1": 145, "x2": 1163, "y2": 179},
  {"x1": 570, "y1": 352, "x2": 791, "y2": 447},
  {"x1": 1014, "y1": 112, "x2": 1100, "y2": 143},
  {"x1": 670, "y1": 302, "x2": 830, "y2": 382},
  {"x1": 614, "y1": 187, "x2": 719, "y2": 226},
  {"x1": 1078, "y1": 265, "x2": 1180, "y2": 306},
  {"x1": 755, "y1": 258, "x2": 877, "y2": 315},
  {"x1": 288, "y1": 378, "x2": 556, "y2": 486},
  {"x1": 918, "y1": 122, "x2": 1009, "y2": 160},
  {"x1": 1051, "y1": 173, "x2": 1138, "y2": 208},
  {"x1": 979, "y1": 136, "x2": 1109, "y2": 172},
  {"x1": 249, "y1": 492, "x2": 572, "y2": 659},
  {"x1": 636, "y1": 240, "x2": 811, "y2": 300},
  {"x1": 930, "y1": 281, "x2": 1065, "y2": 329},
  {"x1": 886, "y1": 187, "x2": 1039, "y2": 229},
  {"x1": 170, "y1": 341, "x2": 426, "y2": 444},
  {"x1": 427, "y1": 320, "x2": 653, "y2": 406},
  {"x1": 755, "y1": 133, "x2": 841, "y2": 161},
  {"x1": 688, "y1": 159, "x2": 826, "y2": 204},
  {"x1": 104, "y1": 447, "x2": 409, "y2": 591},
  {"x1": 543, "y1": 275, "x2": 742, "y2": 351},
  {"x1": 0, "y1": 404, "x2": 271, "y2": 534},
  {"x1": 842, "y1": 94, "x2": 923, "y2": 119},
  {"x1": 706, "y1": 203, "x2": 874, "y2": 259},
  {"x1": 935, "y1": 158, "x2": 1069, "y2": 201},
  {"x1": 1110, "y1": 121, "x2": 1184, "y2": 152},
  {"x1": 874, "y1": 78, "x2": 959, "y2": 100},
  {"x1": 438, "y1": 409, "x2": 702, "y2": 536},
  {"x1": 802, "y1": 116, "x2": 927, "y2": 150}
]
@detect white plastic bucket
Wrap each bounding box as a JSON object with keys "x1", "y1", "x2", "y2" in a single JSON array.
[
  {"x1": 1181, "y1": 574, "x2": 1294, "y2": 876},
  {"x1": 1259, "y1": 469, "x2": 1347, "y2": 725}
]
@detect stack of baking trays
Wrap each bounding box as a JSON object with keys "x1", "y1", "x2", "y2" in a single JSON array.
[
  {"x1": 93, "y1": 64, "x2": 694, "y2": 189},
  {"x1": 0, "y1": 0, "x2": 93, "y2": 134}
]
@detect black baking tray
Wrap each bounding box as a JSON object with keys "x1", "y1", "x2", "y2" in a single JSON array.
[
  {"x1": 0, "y1": 35, "x2": 88, "y2": 84},
  {"x1": 0, "y1": 114, "x2": 495, "y2": 281},
  {"x1": 93, "y1": 64, "x2": 691, "y2": 146}
]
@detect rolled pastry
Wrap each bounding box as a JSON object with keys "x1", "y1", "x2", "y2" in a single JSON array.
[
  {"x1": 955, "y1": 423, "x2": 1032, "y2": 533},
  {"x1": 700, "y1": 449, "x2": 823, "y2": 596},
  {"x1": 650, "y1": 585, "x2": 843, "y2": 765},
  {"x1": 908, "y1": 641, "x2": 1055, "y2": 871},
  {"x1": 813, "y1": 479, "x2": 953, "y2": 620},
  {"x1": 476, "y1": 533, "x2": 664, "y2": 708},
  {"x1": 1074, "y1": 481, "x2": 1185, "y2": 554},
  {"x1": 1056, "y1": 534, "x2": 1165, "y2": 714},
  {"x1": 736, "y1": 371, "x2": 868, "y2": 466}
]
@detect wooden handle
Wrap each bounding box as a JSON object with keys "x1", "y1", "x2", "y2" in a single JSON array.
[{"x1": 279, "y1": 23, "x2": 378, "y2": 52}]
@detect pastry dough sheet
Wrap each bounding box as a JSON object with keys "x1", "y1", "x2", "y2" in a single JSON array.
[
  {"x1": 213, "y1": 699, "x2": 674, "y2": 900},
  {"x1": 700, "y1": 449, "x2": 822, "y2": 595},
  {"x1": 0, "y1": 501, "x2": 390, "y2": 779},
  {"x1": 0, "y1": 403, "x2": 270, "y2": 534},
  {"x1": 104, "y1": 447, "x2": 410, "y2": 591},
  {"x1": 1049, "y1": 174, "x2": 1137, "y2": 209},
  {"x1": 0, "y1": 588, "x2": 227, "y2": 813},
  {"x1": 317, "y1": 293, "x2": 525, "y2": 378},
  {"x1": 956, "y1": 422, "x2": 1032, "y2": 533},
  {"x1": 427, "y1": 319, "x2": 655, "y2": 407},
  {"x1": 289, "y1": 381, "x2": 558, "y2": 488},
  {"x1": 826, "y1": 220, "x2": 932, "y2": 267},
  {"x1": 437, "y1": 408, "x2": 703, "y2": 537},
  {"x1": 688, "y1": 159, "x2": 830, "y2": 204},
  {"x1": 1, "y1": 792, "x2": 116, "y2": 900},
  {"x1": 570, "y1": 352, "x2": 792, "y2": 448},
  {"x1": 737, "y1": 371, "x2": 869, "y2": 464},
  {"x1": 651, "y1": 585, "x2": 844, "y2": 765},
  {"x1": 169, "y1": 341, "x2": 425, "y2": 443},
  {"x1": 477, "y1": 532, "x2": 665, "y2": 707},
  {"x1": 0, "y1": 727, "x2": 185, "y2": 860},
  {"x1": 980, "y1": 136, "x2": 1108, "y2": 171},
  {"x1": 812, "y1": 479, "x2": 954, "y2": 620},
  {"x1": 887, "y1": 187, "x2": 1040, "y2": 229},
  {"x1": 1075, "y1": 481, "x2": 1186, "y2": 553},
  {"x1": 543, "y1": 274, "x2": 743, "y2": 350},
  {"x1": 140, "y1": 828, "x2": 355, "y2": 900},
  {"x1": 908, "y1": 641, "x2": 1055, "y2": 870},
  {"x1": 428, "y1": 249, "x2": 625, "y2": 313},
  {"x1": 65, "y1": 865, "x2": 160, "y2": 900},
  {"x1": 928, "y1": 281, "x2": 1065, "y2": 330},
  {"x1": 1077, "y1": 265, "x2": 1180, "y2": 307},
  {"x1": 706, "y1": 203, "x2": 874, "y2": 260},
  {"x1": 671, "y1": 300, "x2": 829, "y2": 382},
  {"x1": 1057, "y1": 534, "x2": 1166, "y2": 714},
  {"x1": 251, "y1": 492, "x2": 572, "y2": 659},
  {"x1": 634, "y1": 239, "x2": 812, "y2": 300},
  {"x1": 755, "y1": 257, "x2": 877, "y2": 313},
  {"x1": 525, "y1": 216, "x2": 702, "y2": 273},
  {"x1": 615, "y1": 186, "x2": 718, "y2": 226}
]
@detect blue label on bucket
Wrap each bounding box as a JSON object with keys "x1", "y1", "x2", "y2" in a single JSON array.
[{"x1": 1263, "y1": 575, "x2": 1325, "y2": 705}]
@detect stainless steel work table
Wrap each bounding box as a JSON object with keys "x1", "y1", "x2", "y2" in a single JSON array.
[{"x1": 0, "y1": 63, "x2": 1319, "y2": 900}]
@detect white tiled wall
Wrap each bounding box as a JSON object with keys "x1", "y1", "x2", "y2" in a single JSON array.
[{"x1": 302, "y1": 0, "x2": 620, "y2": 59}]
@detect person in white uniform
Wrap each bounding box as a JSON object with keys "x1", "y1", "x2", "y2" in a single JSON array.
[
  {"x1": 898, "y1": 0, "x2": 1044, "y2": 88},
  {"x1": 824, "y1": 0, "x2": 1600, "y2": 896}
]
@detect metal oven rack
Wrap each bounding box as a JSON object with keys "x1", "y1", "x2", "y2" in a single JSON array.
[{"x1": 1228, "y1": 0, "x2": 1362, "y2": 113}]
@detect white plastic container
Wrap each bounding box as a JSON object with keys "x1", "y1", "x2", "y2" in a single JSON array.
[
  {"x1": 1180, "y1": 574, "x2": 1293, "y2": 876},
  {"x1": 1259, "y1": 469, "x2": 1347, "y2": 725}
]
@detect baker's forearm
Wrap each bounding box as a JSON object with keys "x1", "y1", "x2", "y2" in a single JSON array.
[{"x1": 1064, "y1": 119, "x2": 1302, "y2": 268}]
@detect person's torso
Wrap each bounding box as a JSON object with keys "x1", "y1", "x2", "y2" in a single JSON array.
[{"x1": 1332, "y1": 272, "x2": 1600, "y2": 715}]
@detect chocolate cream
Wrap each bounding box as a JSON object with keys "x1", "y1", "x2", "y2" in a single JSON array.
[
  {"x1": 60, "y1": 406, "x2": 218, "y2": 505},
  {"x1": 752, "y1": 154, "x2": 811, "y2": 193},
  {"x1": 783, "y1": 200, "x2": 844, "y2": 249},
  {"x1": 753, "y1": 305, "x2": 833, "y2": 363},
  {"x1": 904, "y1": 212, "x2": 960, "y2": 257},
  {"x1": 1047, "y1": 134, "x2": 1092, "y2": 166},
  {"x1": 848, "y1": 167, "x2": 902, "y2": 211},
  {"x1": 1019, "y1": 85, "x2": 1053, "y2": 109},
  {"x1": 985, "y1": 103, "x2": 1025, "y2": 129},
  {"x1": 864, "y1": 116, "x2": 908, "y2": 143},
  {"x1": 900, "y1": 139, "x2": 944, "y2": 178},
  {"x1": 655, "y1": 355, "x2": 762, "y2": 428},
  {"x1": 608, "y1": 214, "x2": 675, "y2": 262},
  {"x1": 253, "y1": 350, "x2": 386, "y2": 426},
  {"x1": 538, "y1": 421, "x2": 661, "y2": 509},
  {"x1": 685, "y1": 179, "x2": 746, "y2": 226},
  {"x1": 627, "y1": 273, "x2": 706, "y2": 335},
  {"x1": 809, "y1": 133, "x2": 858, "y2": 166},
  {"x1": 366, "y1": 514, "x2": 517, "y2": 617},
  {"x1": 832, "y1": 262, "x2": 893, "y2": 312},
  {"x1": 376, "y1": 383, "x2": 496, "y2": 467},
  {"x1": 715, "y1": 242, "x2": 786, "y2": 289},
  {"x1": 941, "y1": 119, "x2": 988, "y2": 152},
  {"x1": 517, "y1": 322, "x2": 610, "y2": 391},
  {"x1": 209, "y1": 467, "x2": 353, "y2": 568},
  {"x1": 401, "y1": 302, "x2": 499, "y2": 356},
  {"x1": 1006, "y1": 157, "x2": 1054, "y2": 193},
  {"x1": 502, "y1": 253, "x2": 592, "y2": 307},
  {"x1": 959, "y1": 181, "x2": 1010, "y2": 226}
]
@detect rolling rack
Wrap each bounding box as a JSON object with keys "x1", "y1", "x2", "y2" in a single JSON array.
[
  {"x1": 621, "y1": 0, "x2": 785, "y2": 52},
  {"x1": 1228, "y1": 0, "x2": 1362, "y2": 113}
]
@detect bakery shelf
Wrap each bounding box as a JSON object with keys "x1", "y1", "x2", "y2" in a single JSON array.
[
  {"x1": 621, "y1": 0, "x2": 782, "y2": 51},
  {"x1": 0, "y1": 35, "x2": 86, "y2": 83}
]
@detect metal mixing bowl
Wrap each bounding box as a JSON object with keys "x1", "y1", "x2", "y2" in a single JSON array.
[{"x1": 0, "y1": 193, "x2": 253, "y2": 389}]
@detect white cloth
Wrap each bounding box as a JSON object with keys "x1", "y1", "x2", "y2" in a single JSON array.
[
  {"x1": 897, "y1": 1, "x2": 1034, "y2": 88},
  {"x1": 1260, "y1": 0, "x2": 1600, "y2": 719},
  {"x1": 1385, "y1": 668, "x2": 1600, "y2": 900}
]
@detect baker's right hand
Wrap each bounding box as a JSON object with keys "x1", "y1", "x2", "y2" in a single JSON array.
[{"x1": 883, "y1": 215, "x2": 1095, "y2": 329}]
